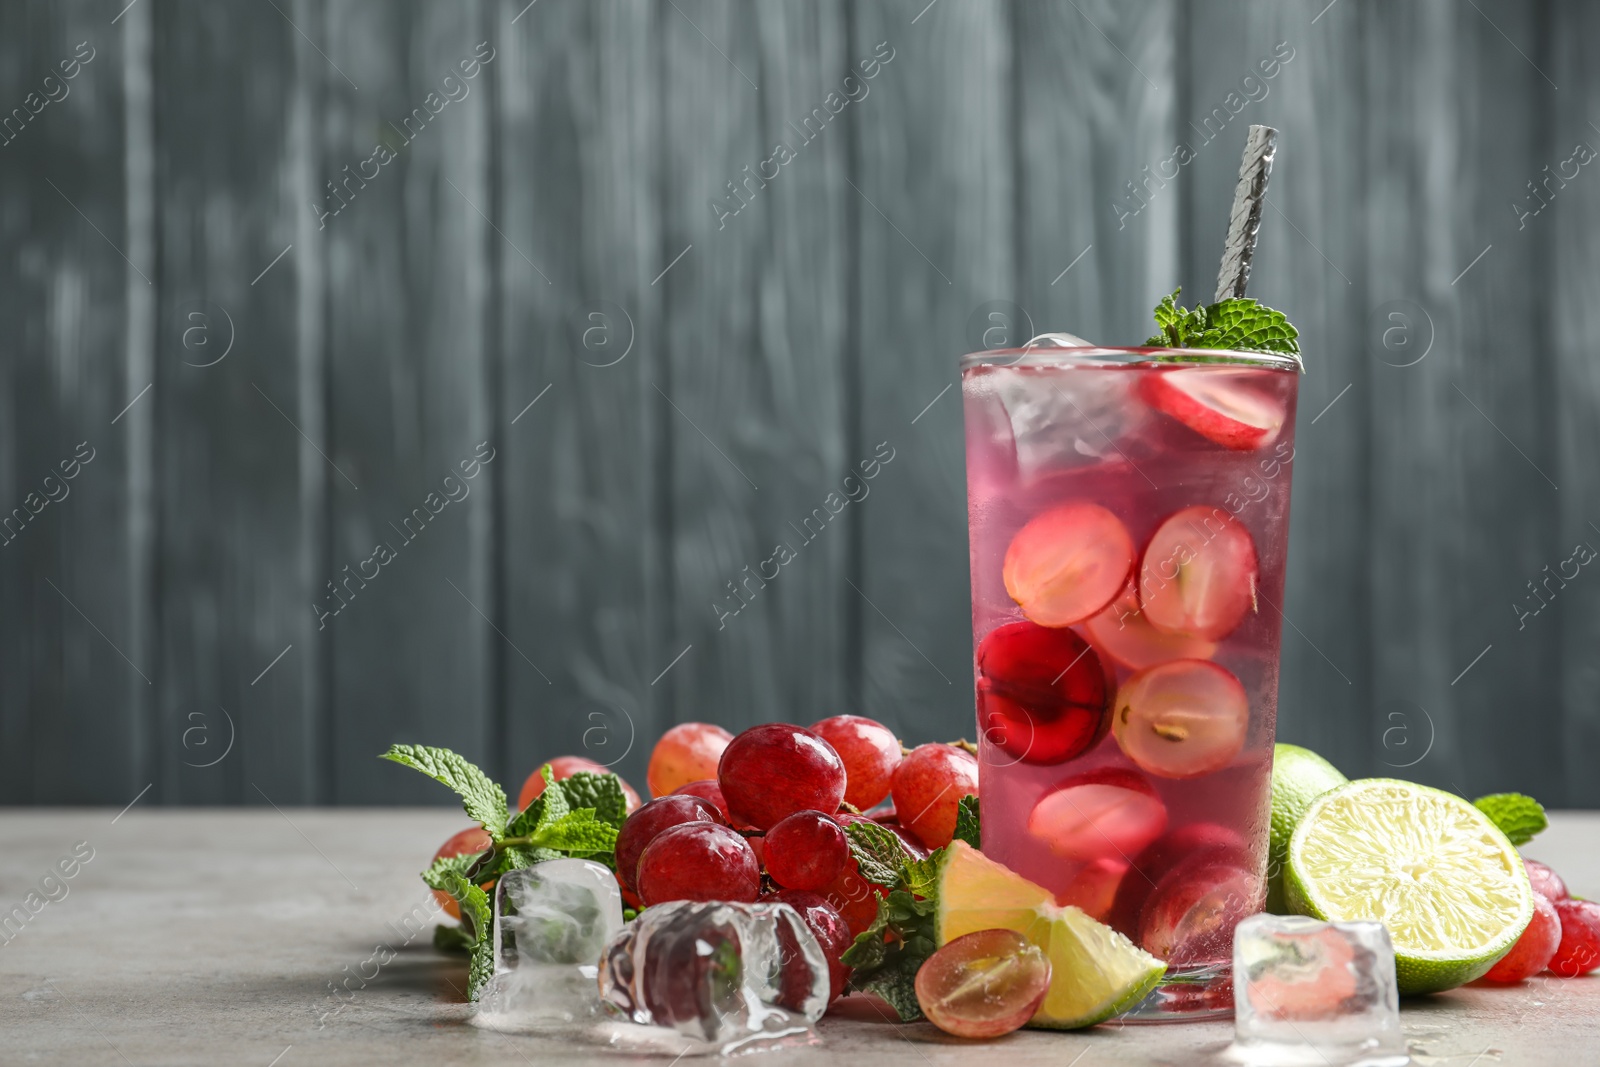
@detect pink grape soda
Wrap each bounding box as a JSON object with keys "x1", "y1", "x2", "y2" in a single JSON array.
[{"x1": 962, "y1": 343, "x2": 1300, "y2": 1018}]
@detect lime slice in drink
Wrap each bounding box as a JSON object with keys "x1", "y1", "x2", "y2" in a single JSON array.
[
  {"x1": 1285, "y1": 778, "x2": 1533, "y2": 994},
  {"x1": 934, "y1": 842, "x2": 1166, "y2": 1028},
  {"x1": 1266, "y1": 743, "x2": 1347, "y2": 913}
]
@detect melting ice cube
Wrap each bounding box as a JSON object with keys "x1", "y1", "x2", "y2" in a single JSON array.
[
  {"x1": 598, "y1": 900, "x2": 828, "y2": 1055},
  {"x1": 982, "y1": 363, "x2": 1147, "y2": 482},
  {"x1": 1231, "y1": 914, "x2": 1407, "y2": 1067},
  {"x1": 474, "y1": 859, "x2": 623, "y2": 1029}
]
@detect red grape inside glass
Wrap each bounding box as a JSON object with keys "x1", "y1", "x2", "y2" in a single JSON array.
[{"x1": 977, "y1": 621, "x2": 1110, "y2": 765}]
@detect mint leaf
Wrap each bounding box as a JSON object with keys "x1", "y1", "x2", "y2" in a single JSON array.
[
  {"x1": 556, "y1": 772, "x2": 628, "y2": 829},
  {"x1": 1145, "y1": 287, "x2": 1299, "y2": 356},
  {"x1": 506, "y1": 765, "x2": 570, "y2": 838},
  {"x1": 845, "y1": 820, "x2": 912, "y2": 889},
  {"x1": 434, "y1": 923, "x2": 474, "y2": 954},
  {"x1": 1474, "y1": 793, "x2": 1548, "y2": 846},
  {"x1": 431, "y1": 866, "x2": 495, "y2": 999},
  {"x1": 530, "y1": 809, "x2": 620, "y2": 854},
  {"x1": 842, "y1": 890, "x2": 939, "y2": 1021},
  {"x1": 421, "y1": 852, "x2": 481, "y2": 891},
  {"x1": 382, "y1": 744, "x2": 508, "y2": 840},
  {"x1": 954, "y1": 795, "x2": 981, "y2": 849}
]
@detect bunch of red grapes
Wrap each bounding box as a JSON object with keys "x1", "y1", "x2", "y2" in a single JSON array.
[
  {"x1": 1480, "y1": 858, "x2": 1600, "y2": 983},
  {"x1": 431, "y1": 715, "x2": 979, "y2": 1003}
]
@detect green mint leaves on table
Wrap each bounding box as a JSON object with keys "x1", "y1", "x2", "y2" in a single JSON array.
[
  {"x1": 1473, "y1": 792, "x2": 1548, "y2": 847},
  {"x1": 954, "y1": 795, "x2": 981, "y2": 849},
  {"x1": 381, "y1": 745, "x2": 626, "y2": 1000},
  {"x1": 840, "y1": 819, "x2": 950, "y2": 1021},
  {"x1": 1146, "y1": 288, "x2": 1300, "y2": 356}
]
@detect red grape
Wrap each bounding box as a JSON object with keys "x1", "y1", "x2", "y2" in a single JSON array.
[
  {"x1": 672, "y1": 778, "x2": 731, "y2": 821},
  {"x1": 1142, "y1": 366, "x2": 1286, "y2": 450},
  {"x1": 637, "y1": 822, "x2": 761, "y2": 906},
  {"x1": 914, "y1": 928, "x2": 1051, "y2": 1038},
  {"x1": 891, "y1": 744, "x2": 978, "y2": 849},
  {"x1": 769, "y1": 889, "x2": 853, "y2": 1002},
  {"x1": 429, "y1": 826, "x2": 492, "y2": 920},
  {"x1": 614, "y1": 794, "x2": 723, "y2": 893},
  {"x1": 1138, "y1": 505, "x2": 1258, "y2": 640},
  {"x1": 1548, "y1": 898, "x2": 1600, "y2": 977},
  {"x1": 1112, "y1": 659, "x2": 1249, "y2": 778},
  {"x1": 718, "y1": 723, "x2": 847, "y2": 831},
  {"x1": 517, "y1": 755, "x2": 642, "y2": 813},
  {"x1": 821, "y1": 862, "x2": 883, "y2": 938},
  {"x1": 1003, "y1": 502, "x2": 1134, "y2": 626},
  {"x1": 1482, "y1": 893, "x2": 1562, "y2": 983},
  {"x1": 1084, "y1": 582, "x2": 1216, "y2": 671},
  {"x1": 647, "y1": 722, "x2": 734, "y2": 797},
  {"x1": 1525, "y1": 858, "x2": 1569, "y2": 902},
  {"x1": 1107, "y1": 822, "x2": 1244, "y2": 936},
  {"x1": 765, "y1": 810, "x2": 850, "y2": 891},
  {"x1": 809, "y1": 715, "x2": 902, "y2": 810},
  {"x1": 977, "y1": 621, "x2": 1110, "y2": 765},
  {"x1": 1029, "y1": 767, "x2": 1168, "y2": 864},
  {"x1": 1138, "y1": 857, "x2": 1259, "y2": 965}
]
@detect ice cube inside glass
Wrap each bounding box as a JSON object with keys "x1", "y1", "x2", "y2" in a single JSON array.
[{"x1": 1232, "y1": 914, "x2": 1407, "y2": 1067}]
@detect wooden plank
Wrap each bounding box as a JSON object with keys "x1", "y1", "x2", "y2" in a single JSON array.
[
  {"x1": 1178, "y1": 4, "x2": 1370, "y2": 771},
  {"x1": 0, "y1": 0, "x2": 148, "y2": 804},
  {"x1": 1547, "y1": 0, "x2": 1600, "y2": 808},
  {"x1": 1366, "y1": 0, "x2": 1558, "y2": 798},
  {"x1": 493, "y1": 0, "x2": 666, "y2": 793},
  {"x1": 150, "y1": 0, "x2": 308, "y2": 804},
  {"x1": 320, "y1": 0, "x2": 496, "y2": 803},
  {"x1": 656, "y1": 0, "x2": 854, "y2": 746},
  {"x1": 852, "y1": 0, "x2": 1014, "y2": 744}
]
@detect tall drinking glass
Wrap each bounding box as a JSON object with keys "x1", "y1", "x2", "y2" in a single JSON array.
[{"x1": 961, "y1": 340, "x2": 1300, "y2": 1020}]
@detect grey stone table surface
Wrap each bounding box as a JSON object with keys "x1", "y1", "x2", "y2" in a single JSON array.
[{"x1": 2, "y1": 808, "x2": 1597, "y2": 1067}]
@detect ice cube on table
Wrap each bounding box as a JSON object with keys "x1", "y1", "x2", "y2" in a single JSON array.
[
  {"x1": 1231, "y1": 914, "x2": 1408, "y2": 1067},
  {"x1": 598, "y1": 900, "x2": 828, "y2": 1055},
  {"x1": 473, "y1": 858, "x2": 623, "y2": 1030}
]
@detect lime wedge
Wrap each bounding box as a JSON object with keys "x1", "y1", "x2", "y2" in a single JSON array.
[
  {"x1": 1285, "y1": 778, "x2": 1533, "y2": 994},
  {"x1": 1267, "y1": 743, "x2": 1348, "y2": 913},
  {"x1": 935, "y1": 842, "x2": 1166, "y2": 1028}
]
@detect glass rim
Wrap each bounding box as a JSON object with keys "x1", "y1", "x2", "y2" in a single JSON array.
[{"x1": 959, "y1": 343, "x2": 1303, "y2": 373}]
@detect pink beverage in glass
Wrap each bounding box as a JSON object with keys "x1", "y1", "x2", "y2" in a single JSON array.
[{"x1": 961, "y1": 340, "x2": 1300, "y2": 1020}]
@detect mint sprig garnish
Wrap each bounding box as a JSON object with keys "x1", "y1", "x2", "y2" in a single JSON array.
[
  {"x1": 381, "y1": 746, "x2": 627, "y2": 1000},
  {"x1": 1473, "y1": 792, "x2": 1547, "y2": 846},
  {"x1": 838, "y1": 820, "x2": 950, "y2": 1020},
  {"x1": 1145, "y1": 288, "x2": 1299, "y2": 356}
]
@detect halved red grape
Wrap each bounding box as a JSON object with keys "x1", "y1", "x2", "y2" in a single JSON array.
[
  {"x1": 1138, "y1": 857, "x2": 1259, "y2": 964},
  {"x1": 648, "y1": 722, "x2": 734, "y2": 798},
  {"x1": 1138, "y1": 506, "x2": 1259, "y2": 641},
  {"x1": 976, "y1": 621, "x2": 1110, "y2": 766},
  {"x1": 1482, "y1": 893, "x2": 1562, "y2": 983},
  {"x1": 1108, "y1": 822, "x2": 1249, "y2": 938},
  {"x1": 1525, "y1": 858, "x2": 1569, "y2": 902},
  {"x1": 1142, "y1": 367, "x2": 1285, "y2": 451},
  {"x1": 1055, "y1": 857, "x2": 1126, "y2": 921},
  {"x1": 518, "y1": 755, "x2": 642, "y2": 813},
  {"x1": 615, "y1": 794, "x2": 723, "y2": 893},
  {"x1": 891, "y1": 744, "x2": 979, "y2": 849},
  {"x1": 636, "y1": 821, "x2": 761, "y2": 906},
  {"x1": 914, "y1": 928, "x2": 1051, "y2": 1038},
  {"x1": 765, "y1": 810, "x2": 850, "y2": 892},
  {"x1": 1083, "y1": 583, "x2": 1217, "y2": 670},
  {"x1": 809, "y1": 714, "x2": 902, "y2": 810},
  {"x1": 1027, "y1": 767, "x2": 1168, "y2": 862},
  {"x1": 1003, "y1": 502, "x2": 1134, "y2": 627},
  {"x1": 718, "y1": 723, "x2": 848, "y2": 831},
  {"x1": 1548, "y1": 898, "x2": 1600, "y2": 977},
  {"x1": 1113, "y1": 660, "x2": 1249, "y2": 779},
  {"x1": 769, "y1": 889, "x2": 853, "y2": 1002}
]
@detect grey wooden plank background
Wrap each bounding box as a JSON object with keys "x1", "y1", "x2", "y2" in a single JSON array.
[{"x1": 0, "y1": 0, "x2": 1594, "y2": 808}]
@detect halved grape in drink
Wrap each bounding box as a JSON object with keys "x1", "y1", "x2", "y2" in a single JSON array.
[
  {"x1": 914, "y1": 928, "x2": 1052, "y2": 1039},
  {"x1": 1108, "y1": 822, "x2": 1250, "y2": 939},
  {"x1": 976, "y1": 621, "x2": 1110, "y2": 766},
  {"x1": 1113, "y1": 659, "x2": 1249, "y2": 779},
  {"x1": 1138, "y1": 505, "x2": 1259, "y2": 641},
  {"x1": 1055, "y1": 857, "x2": 1127, "y2": 922},
  {"x1": 1003, "y1": 502, "x2": 1134, "y2": 627},
  {"x1": 1083, "y1": 582, "x2": 1217, "y2": 670},
  {"x1": 1138, "y1": 856, "x2": 1260, "y2": 964},
  {"x1": 1141, "y1": 367, "x2": 1285, "y2": 451},
  {"x1": 1027, "y1": 767, "x2": 1168, "y2": 862}
]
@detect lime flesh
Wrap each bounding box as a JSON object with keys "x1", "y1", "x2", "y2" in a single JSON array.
[
  {"x1": 1267, "y1": 743, "x2": 1348, "y2": 913},
  {"x1": 1285, "y1": 778, "x2": 1532, "y2": 994}
]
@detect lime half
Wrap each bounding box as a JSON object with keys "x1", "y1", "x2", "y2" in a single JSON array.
[
  {"x1": 935, "y1": 842, "x2": 1166, "y2": 1028},
  {"x1": 1267, "y1": 743, "x2": 1348, "y2": 913},
  {"x1": 1285, "y1": 778, "x2": 1533, "y2": 994}
]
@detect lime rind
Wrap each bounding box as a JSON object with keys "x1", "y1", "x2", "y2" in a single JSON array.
[
  {"x1": 1266, "y1": 743, "x2": 1348, "y2": 913},
  {"x1": 1285, "y1": 778, "x2": 1533, "y2": 995}
]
